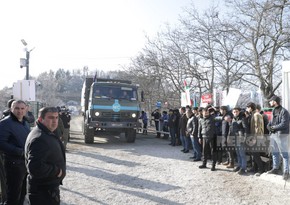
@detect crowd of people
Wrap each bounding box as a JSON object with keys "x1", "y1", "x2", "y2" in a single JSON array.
[
  {"x1": 149, "y1": 95, "x2": 289, "y2": 180},
  {"x1": 0, "y1": 99, "x2": 71, "y2": 205},
  {"x1": 0, "y1": 95, "x2": 288, "y2": 204}
]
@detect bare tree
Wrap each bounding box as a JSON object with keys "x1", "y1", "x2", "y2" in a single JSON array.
[{"x1": 226, "y1": 0, "x2": 290, "y2": 103}]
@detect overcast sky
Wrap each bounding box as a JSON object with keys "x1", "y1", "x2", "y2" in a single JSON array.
[{"x1": 0, "y1": 0, "x2": 216, "y2": 89}]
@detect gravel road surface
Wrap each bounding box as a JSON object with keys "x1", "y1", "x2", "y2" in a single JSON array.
[{"x1": 60, "y1": 116, "x2": 290, "y2": 205}]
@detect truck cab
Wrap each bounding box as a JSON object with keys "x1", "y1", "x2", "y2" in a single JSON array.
[{"x1": 81, "y1": 77, "x2": 141, "y2": 143}]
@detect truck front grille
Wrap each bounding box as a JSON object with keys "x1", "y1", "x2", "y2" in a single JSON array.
[{"x1": 101, "y1": 112, "x2": 131, "y2": 122}]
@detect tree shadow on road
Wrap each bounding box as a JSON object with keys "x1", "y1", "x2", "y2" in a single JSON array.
[
  {"x1": 66, "y1": 165, "x2": 180, "y2": 192},
  {"x1": 111, "y1": 187, "x2": 184, "y2": 205}
]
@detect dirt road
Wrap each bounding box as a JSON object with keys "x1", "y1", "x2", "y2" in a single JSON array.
[{"x1": 60, "y1": 116, "x2": 290, "y2": 205}]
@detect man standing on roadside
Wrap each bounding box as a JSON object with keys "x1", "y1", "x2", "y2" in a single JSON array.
[
  {"x1": 25, "y1": 107, "x2": 66, "y2": 205},
  {"x1": 0, "y1": 100, "x2": 30, "y2": 205},
  {"x1": 198, "y1": 106, "x2": 217, "y2": 171},
  {"x1": 245, "y1": 102, "x2": 265, "y2": 176},
  {"x1": 151, "y1": 109, "x2": 161, "y2": 138},
  {"x1": 267, "y1": 95, "x2": 289, "y2": 180},
  {"x1": 59, "y1": 106, "x2": 71, "y2": 150}
]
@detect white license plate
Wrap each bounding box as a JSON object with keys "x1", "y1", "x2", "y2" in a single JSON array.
[{"x1": 111, "y1": 123, "x2": 123, "y2": 127}]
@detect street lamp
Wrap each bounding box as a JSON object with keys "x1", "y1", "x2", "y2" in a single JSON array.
[{"x1": 20, "y1": 39, "x2": 35, "y2": 80}]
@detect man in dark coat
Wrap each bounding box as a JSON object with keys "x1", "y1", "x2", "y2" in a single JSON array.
[
  {"x1": 151, "y1": 109, "x2": 161, "y2": 138},
  {"x1": 59, "y1": 106, "x2": 71, "y2": 150},
  {"x1": 25, "y1": 107, "x2": 66, "y2": 205},
  {"x1": 179, "y1": 107, "x2": 189, "y2": 153},
  {"x1": 0, "y1": 100, "x2": 30, "y2": 205},
  {"x1": 198, "y1": 106, "x2": 217, "y2": 171}
]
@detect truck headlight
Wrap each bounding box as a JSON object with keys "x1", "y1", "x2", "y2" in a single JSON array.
[
  {"x1": 95, "y1": 112, "x2": 100, "y2": 117},
  {"x1": 131, "y1": 113, "x2": 137, "y2": 118}
]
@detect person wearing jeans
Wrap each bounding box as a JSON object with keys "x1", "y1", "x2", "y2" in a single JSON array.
[
  {"x1": 267, "y1": 95, "x2": 289, "y2": 180},
  {"x1": 270, "y1": 134, "x2": 289, "y2": 174},
  {"x1": 229, "y1": 107, "x2": 247, "y2": 175},
  {"x1": 187, "y1": 109, "x2": 201, "y2": 161}
]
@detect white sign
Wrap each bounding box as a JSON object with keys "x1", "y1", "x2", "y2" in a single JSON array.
[
  {"x1": 282, "y1": 61, "x2": 290, "y2": 111},
  {"x1": 13, "y1": 80, "x2": 36, "y2": 101},
  {"x1": 222, "y1": 88, "x2": 241, "y2": 109}
]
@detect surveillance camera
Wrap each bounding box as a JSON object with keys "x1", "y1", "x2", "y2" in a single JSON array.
[{"x1": 35, "y1": 81, "x2": 41, "y2": 86}]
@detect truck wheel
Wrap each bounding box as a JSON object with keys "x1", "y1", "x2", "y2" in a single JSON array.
[
  {"x1": 84, "y1": 126, "x2": 95, "y2": 144},
  {"x1": 125, "y1": 129, "x2": 136, "y2": 143}
]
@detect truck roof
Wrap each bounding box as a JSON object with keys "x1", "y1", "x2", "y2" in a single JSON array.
[{"x1": 85, "y1": 77, "x2": 132, "y2": 85}]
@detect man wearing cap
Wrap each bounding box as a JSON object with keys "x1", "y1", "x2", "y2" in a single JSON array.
[{"x1": 267, "y1": 95, "x2": 289, "y2": 180}]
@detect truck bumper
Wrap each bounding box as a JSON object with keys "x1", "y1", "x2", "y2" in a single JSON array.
[{"x1": 88, "y1": 121, "x2": 141, "y2": 129}]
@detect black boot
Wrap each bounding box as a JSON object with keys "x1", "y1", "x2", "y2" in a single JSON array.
[{"x1": 199, "y1": 164, "x2": 207, "y2": 169}]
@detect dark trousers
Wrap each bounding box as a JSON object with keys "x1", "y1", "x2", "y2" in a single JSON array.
[
  {"x1": 154, "y1": 121, "x2": 160, "y2": 137},
  {"x1": 28, "y1": 186, "x2": 60, "y2": 205},
  {"x1": 169, "y1": 127, "x2": 176, "y2": 145},
  {"x1": 175, "y1": 127, "x2": 181, "y2": 145},
  {"x1": 4, "y1": 160, "x2": 27, "y2": 205},
  {"x1": 202, "y1": 137, "x2": 217, "y2": 166},
  {"x1": 251, "y1": 152, "x2": 264, "y2": 173},
  {"x1": 143, "y1": 123, "x2": 147, "y2": 134},
  {"x1": 162, "y1": 125, "x2": 169, "y2": 139}
]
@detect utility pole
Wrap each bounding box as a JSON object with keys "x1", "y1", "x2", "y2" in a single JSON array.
[
  {"x1": 25, "y1": 48, "x2": 30, "y2": 80},
  {"x1": 20, "y1": 39, "x2": 35, "y2": 80}
]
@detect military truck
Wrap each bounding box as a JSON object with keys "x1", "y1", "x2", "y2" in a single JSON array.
[{"x1": 81, "y1": 77, "x2": 141, "y2": 143}]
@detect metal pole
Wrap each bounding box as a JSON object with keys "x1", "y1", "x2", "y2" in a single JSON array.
[{"x1": 26, "y1": 50, "x2": 30, "y2": 80}]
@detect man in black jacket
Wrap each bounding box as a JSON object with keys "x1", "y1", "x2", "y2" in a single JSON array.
[
  {"x1": 151, "y1": 109, "x2": 161, "y2": 138},
  {"x1": 25, "y1": 107, "x2": 66, "y2": 205},
  {"x1": 267, "y1": 95, "x2": 289, "y2": 180},
  {"x1": 59, "y1": 106, "x2": 71, "y2": 150},
  {"x1": 198, "y1": 106, "x2": 217, "y2": 171},
  {"x1": 0, "y1": 100, "x2": 30, "y2": 205}
]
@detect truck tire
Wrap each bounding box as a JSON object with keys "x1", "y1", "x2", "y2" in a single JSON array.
[
  {"x1": 125, "y1": 129, "x2": 136, "y2": 143},
  {"x1": 84, "y1": 126, "x2": 95, "y2": 144}
]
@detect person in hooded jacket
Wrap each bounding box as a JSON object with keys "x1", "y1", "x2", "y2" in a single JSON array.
[{"x1": 25, "y1": 107, "x2": 66, "y2": 205}]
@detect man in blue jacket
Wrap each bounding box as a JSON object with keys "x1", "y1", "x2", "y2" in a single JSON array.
[
  {"x1": 0, "y1": 100, "x2": 30, "y2": 205},
  {"x1": 25, "y1": 107, "x2": 66, "y2": 205}
]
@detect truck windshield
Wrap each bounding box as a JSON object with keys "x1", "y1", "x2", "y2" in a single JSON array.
[{"x1": 93, "y1": 85, "x2": 137, "y2": 100}]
